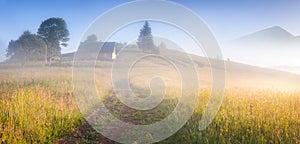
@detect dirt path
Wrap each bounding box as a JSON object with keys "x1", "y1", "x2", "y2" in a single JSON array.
[{"x1": 55, "y1": 120, "x2": 118, "y2": 144}]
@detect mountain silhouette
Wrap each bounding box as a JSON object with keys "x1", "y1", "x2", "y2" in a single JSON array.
[
  {"x1": 233, "y1": 26, "x2": 295, "y2": 46},
  {"x1": 222, "y1": 26, "x2": 300, "y2": 72}
]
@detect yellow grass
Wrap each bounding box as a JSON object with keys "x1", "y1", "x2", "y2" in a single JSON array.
[{"x1": 0, "y1": 60, "x2": 299, "y2": 143}]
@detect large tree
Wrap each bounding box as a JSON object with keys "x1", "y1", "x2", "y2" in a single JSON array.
[
  {"x1": 137, "y1": 21, "x2": 156, "y2": 52},
  {"x1": 6, "y1": 31, "x2": 46, "y2": 65},
  {"x1": 37, "y1": 17, "x2": 69, "y2": 64}
]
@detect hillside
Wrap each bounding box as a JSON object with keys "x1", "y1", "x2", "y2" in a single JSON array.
[
  {"x1": 2, "y1": 45, "x2": 297, "y2": 91},
  {"x1": 1, "y1": 44, "x2": 299, "y2": 144},
  {"x1": 60, "y1": 46, "x2": 300, "y2": 92},
  {"x1": 190, "y1": 52, "x2": 300, "y2": 91}
]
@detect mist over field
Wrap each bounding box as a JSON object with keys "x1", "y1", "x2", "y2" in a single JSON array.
[
  {"x1": 222, "y1": 26, "x2": 300, "y2": 74},
  {"x1": 0, "y1": 40, "x2": 4, "y2": 62},
  {"x1": 0, "y1": 0, "x2": 300, "y2": 143}
]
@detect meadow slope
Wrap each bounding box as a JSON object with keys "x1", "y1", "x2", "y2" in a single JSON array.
[{"x1": 0, "y1": 49, "x2": 299, "y2": 143}]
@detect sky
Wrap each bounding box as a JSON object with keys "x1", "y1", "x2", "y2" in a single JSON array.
[{"x1": 0, "y1": 0, "x2": 300, "y2": 66}]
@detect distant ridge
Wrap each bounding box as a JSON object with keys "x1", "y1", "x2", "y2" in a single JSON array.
[
  {"x1": 234, "y1": 26, "x2": 294, "y2": 44},
  {"x1": 222, "y1": 26, "x2": 300, "y2": 74}
]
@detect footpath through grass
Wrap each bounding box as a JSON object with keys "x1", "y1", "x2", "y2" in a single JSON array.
[{"x1": 0, "y1": 65, "x2": 299, "y2": 143}]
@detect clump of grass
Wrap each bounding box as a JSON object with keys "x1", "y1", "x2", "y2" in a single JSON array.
[
  {"x1": 163, "y1": 89, "x2": 300, "y2": 143},
  {"x1": 0, "y1": 81, "x2": 82, "y2": 143}
]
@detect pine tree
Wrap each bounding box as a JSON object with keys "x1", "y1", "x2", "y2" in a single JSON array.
[{"x1": 137, "y1": 21, "x2": 155, "y2": 52}]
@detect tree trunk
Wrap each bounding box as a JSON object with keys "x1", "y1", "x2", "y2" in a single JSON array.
[
  {"x1": 49, "y1": 46, "x2": 52, "y2": 66},
  {"x1": 45, "y1": 45, "x2": 48, "y2": 65}
]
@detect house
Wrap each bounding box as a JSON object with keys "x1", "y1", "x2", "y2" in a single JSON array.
[
  {"x1": 78, "y1": 41, "x2": 121, "y2": 60},
  {"x1": 98, "y1": 42, "x2": 117, "y2": 60}
]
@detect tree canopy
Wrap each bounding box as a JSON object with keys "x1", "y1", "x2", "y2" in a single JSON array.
[
  {"x1": 6, "y1": 31, "x2": 46, "y2": 64},
  {"x1": 37, "y1": 17, "x2": 69, "y2": 63},
  {"x1": 137, "y1": 21, "x2": 158, "y2": 53},
  {"x1": 86, "y1": 34, "x2": 98, "y2": 42},
  {"x1": 6, "y1": 17, "x2": 69, "y2": 65}
]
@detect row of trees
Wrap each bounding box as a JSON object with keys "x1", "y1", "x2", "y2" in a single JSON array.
[
  {"x1": 7, "y1": 20, "x2": 158, "y2": 65},
  {"x1": 6, "y1": 17, "x2": 69, "y2": 65}
]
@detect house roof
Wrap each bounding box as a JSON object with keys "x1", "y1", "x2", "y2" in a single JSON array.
[
  {"x1": 99, "y1": 42, "x2": 116, "y2": 53},
  {"x1": 79, "y1": 42, "x2": 116, "y2": 53},
  {"x1": 73, "y1": 41, "x2": 126, "y2": 60}
]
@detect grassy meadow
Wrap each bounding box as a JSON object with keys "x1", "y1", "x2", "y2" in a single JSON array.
[{"x1": 0, "y1": 57, "x2": 299, "y2": 143}]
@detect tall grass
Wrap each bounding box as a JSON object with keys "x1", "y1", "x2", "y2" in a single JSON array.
[
  {"x1": 0, "y1": 80, "x2": 82, "y2": 143},
  {"x1": 0, "y1": 64, "x2": 299, "y2": 143},
  {"x1": 165, "y1": 89, "x2": 300, "y2": 143}
]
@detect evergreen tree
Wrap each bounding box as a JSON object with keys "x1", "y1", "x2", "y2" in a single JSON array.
[{"x1": 137, "y1": 21, "x2": 155, "y2": 52}]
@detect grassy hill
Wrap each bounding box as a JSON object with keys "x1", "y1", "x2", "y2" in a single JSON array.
[
  {"x1": 60, "y1": 46, "x2": 300, "y2": 92},
  {"x1": 0, "y1": 47, "x2": 299, "y2": 143}
]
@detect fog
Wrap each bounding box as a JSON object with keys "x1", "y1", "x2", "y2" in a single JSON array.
[
  {"x1": 0, "y1": 39, "x2": 6, "y2": 62},
  {"x1": 221, "y1": 26, "x2": 300, "y2": 74}
]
